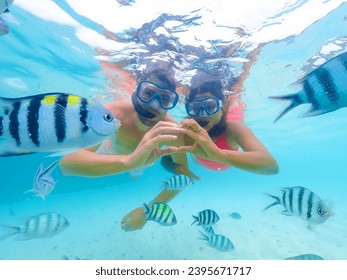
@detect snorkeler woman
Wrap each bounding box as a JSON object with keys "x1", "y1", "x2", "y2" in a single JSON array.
[{"x1": 179, "y1": 73, "x2": 279, "y2": 174}]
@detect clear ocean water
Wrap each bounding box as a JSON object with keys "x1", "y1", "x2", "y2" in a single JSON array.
[{"x1": 1, "y1": 0, "x2": 347, "y2": 260}]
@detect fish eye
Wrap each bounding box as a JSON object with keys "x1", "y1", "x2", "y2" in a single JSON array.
[
  {"x1": 103, "y1": 113, "x2": 114, "y2": 122},
  {"x1": 64, "y1": 221, "x2": 69, "y2": 227},
  {"x1": 317, "y1": 208, "x2": 325, "y2": 215}
]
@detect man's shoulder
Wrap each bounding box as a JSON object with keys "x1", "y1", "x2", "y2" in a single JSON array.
[{"x1": 105, "y1": 99, "x2": 134, "y2": 116}]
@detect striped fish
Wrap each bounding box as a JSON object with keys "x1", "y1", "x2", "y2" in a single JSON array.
[
  {"x1": 285, "y1": 254, "x2": 324, "y2": 260},
  {"x1": 199, "y1": 232, "x2": 234, "y2": 252},
  {"x1": 161, "y1": 174, "x2": 194, "y2": 190},
  {"x1": 0, "y1": 212, "x2": 70, "y2": 240},
  {"x1": 143, "y1": 202, "x2": 177, "y2": 226},
  {"x1": 202, "y1": 225, "x2": 215, "y2": 236},
  {"x1": 0, "y1": 93, "x2": 120, "y2": 156},
  {"x1": 25, "y1": 160, "x2": 59, "y2": 199},
  {"x1": 270, "y1": 52, "x2": 347, "y2": 122},
  {"x1": 264, "y1": 186, "x2": 333, "y2": 224},
  {"x1": 192, "y1": 209, "x2": 220, "y2": 226}
]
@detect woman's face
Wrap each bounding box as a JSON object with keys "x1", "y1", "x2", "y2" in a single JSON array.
[{"x1": 189, "y1": 92, "x2": 223, "y2": 131}]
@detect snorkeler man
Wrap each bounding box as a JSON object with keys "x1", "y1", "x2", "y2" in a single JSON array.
[{"x1": 60, "y1": 66, "x2": 197, "y2": 231}]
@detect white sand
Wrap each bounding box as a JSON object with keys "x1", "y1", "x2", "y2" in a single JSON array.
[{"x1": 0, "y1": 164, "x2": 346, "y2": 260}]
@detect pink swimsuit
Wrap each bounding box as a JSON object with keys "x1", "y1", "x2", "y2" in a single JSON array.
[
  {"x1": 195, "y1": 97, "x2": 244, "y2": 171},
  {"x1": 195, "y1": 132, "x2": 238, "y2": 170}
]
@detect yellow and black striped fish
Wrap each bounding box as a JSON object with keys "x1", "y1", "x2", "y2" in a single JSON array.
[
  {"x1": 143, "y1": 202, "x2": 177, "y2": 226},
  {"x1": 0, "y1": 93, "x2": 120, "y2": 156}
]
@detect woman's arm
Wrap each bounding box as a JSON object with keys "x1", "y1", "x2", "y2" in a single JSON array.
[
  {"x1": 218, "y1": 121, "x2": 279, "y2": 174},
  {"x1": 179, "y1": 119, "x2": 279, "y2": 175}
]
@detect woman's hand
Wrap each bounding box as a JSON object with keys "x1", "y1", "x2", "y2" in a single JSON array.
[
  {"x1": 121, "y1": 207, "x2": 147, "y2": 231},
  {"x1": 129, "y1": 121, "x2": 184, "y2": 169},
  {"x1": 179, "y1": 119, "x2": 220, "y2": 161}
]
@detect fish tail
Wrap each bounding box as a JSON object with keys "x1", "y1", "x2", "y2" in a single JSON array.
[
  {"x1": 0, "y1": 225, "x2": 20, "y2": 240},
  {"x1": 263, "y1": 194, "x2": 281, "y2": 211},
  {"x1": 198, "y1": 231, "x2": 209, "y2": 241},
  {"x1": 269, "y1": 93, "x2": 302, "y2": 122},
  {"x1": 142, "y1": 203, "x2": 150, "y2": 215},
  {"x1": 191, "y1": 215, "x2": 198, "y2": 226},
  {"x1": 160, "y1": 181, "x2": 168, "y2": 189}
]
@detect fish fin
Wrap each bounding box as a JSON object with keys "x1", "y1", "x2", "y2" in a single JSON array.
[
  {"x1": 280, "y1": 210, "x2": 291, "y2": 216},
  {"x1": 23, "y1": 189, "x2": 34, "y2": 195},
  {"x1": 191, "y1": 215, "x2": 198, "y2": 226},
  {"x1": 33, "y1": 163, "x2": 45, "y2": 184},
  {"x1": 41, "y1": 160, "x2": 59, "y2": 176},
  {"x1": 263, "y1": 193, "x2": 281, "y2": 211},
  {"x1": 268, "y1": 93, "x2": 303, "y2": 122},
  {"x1": 0, "y1": 225, "x2": 20, "y2": 240},
  {"x1": 4, "y1": 8, "x2": 10, "y2": 13},
  {"x1": 46, "y1": 149, "x2": 79, "y2": 157}
]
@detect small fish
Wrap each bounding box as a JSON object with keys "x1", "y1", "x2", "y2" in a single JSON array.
[
  {"x1": 192, "y1": 209, "x2": 220, "y2": 226},
  {"x1": 25, "y1": 161, "x2": 59, "y2": 199},
  {"x1": 199, "y1": 231, "x2": 234, "y2": 252},
  {"x1": 270, "y1": 52, "x2": 347, "y2": 122},
  {"x1": 0, "y1": 93, "x2": 120, "y2": 156},
  {"x1": 161, "y1": 174, "x2": 194, "y2": 190},
  {"x1": 0, "y1": 212, "x2": 70, "y2": 240},
  {"x1": 264, "y1": 186, "x2": 333, "y2": 224},
  {"x1": 285, "y1": 254, "x2": 324, "y2": 260},
  {"x1": 143, "y1": 202, "x2": 177, "y2": 226},
  {"x1": 229, "y1": 212, "x2": 242, "y2": 220},
  {"x1": 202, "y1": 225, "x2": 215, "y2": 236}
]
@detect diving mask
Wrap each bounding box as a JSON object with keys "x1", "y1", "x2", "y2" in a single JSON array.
[
  {"x1": 136, "y1": 81, "x2": 179, "y2": 110},
  {"x1": 186, "y1": 96, "x2": 223, "y2": 117}
]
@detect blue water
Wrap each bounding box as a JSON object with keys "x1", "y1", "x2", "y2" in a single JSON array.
[{"x1": 1, "y1": 1, "x2": 347, "y2": 260}]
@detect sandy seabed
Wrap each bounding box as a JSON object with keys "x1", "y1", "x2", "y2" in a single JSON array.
[{"x1": 1, "y1": 169, "x2": 346, "y2": 261}]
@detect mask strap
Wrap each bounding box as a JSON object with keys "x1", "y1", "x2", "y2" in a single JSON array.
[{"x1": 131, "y1": 92, "x2": 155, "y2": 119}]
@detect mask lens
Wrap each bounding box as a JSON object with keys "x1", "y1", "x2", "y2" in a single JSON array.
[
  {"x1": 186, "y1": 97, "x2": 221, "y2": 117},
  {"x1": 136, "y1": 81, "x2": 178, "y2": 109}
]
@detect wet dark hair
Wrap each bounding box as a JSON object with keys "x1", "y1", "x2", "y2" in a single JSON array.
[
  {"x1": 188, "y1": 70, "x2": 225, "y2": 102},
  {"x1": 138, "y1": 59, "x2": 176, "y2": 90}
]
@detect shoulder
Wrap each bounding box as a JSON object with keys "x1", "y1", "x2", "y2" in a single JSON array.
[
  {"x1": 104, "y1": 100, "x2": 134, "y2": 120},
  {"x1": 226, "y1": 120, "x2": 254, "y2": 139}
]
